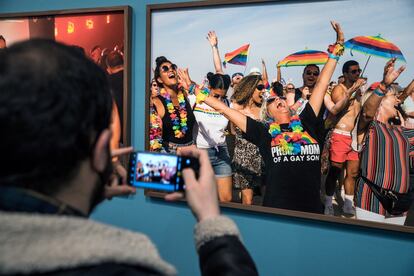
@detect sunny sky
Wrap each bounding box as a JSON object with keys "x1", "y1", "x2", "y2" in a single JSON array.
[{"x1": 151, "y1": 0, "x2": 414, "y2": 88}]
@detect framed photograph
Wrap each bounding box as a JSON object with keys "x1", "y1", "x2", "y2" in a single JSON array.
[
  {"x1": 0, "y1": 6, "x2": 132, "y2": 147},
  {"x1": 146, "y1": 0, "x2": 414, "y2": 233}
]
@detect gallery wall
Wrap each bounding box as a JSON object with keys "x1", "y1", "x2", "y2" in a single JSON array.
[{"x1": 1, "y1": 0, "x2": 413, "y2": 275}]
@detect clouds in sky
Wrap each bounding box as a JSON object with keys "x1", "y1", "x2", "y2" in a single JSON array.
[{"x1": 152, "y1": 0, "x2": 414, "y2": 86}]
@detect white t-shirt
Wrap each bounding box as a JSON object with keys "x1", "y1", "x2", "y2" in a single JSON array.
[{"x1": 189, "y1": 95, "x2": 229, "y2": 148}]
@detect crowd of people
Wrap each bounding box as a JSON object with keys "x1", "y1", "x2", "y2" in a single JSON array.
[{"x1": 149, "y1": 22, "x2": 414, "y2": 225}]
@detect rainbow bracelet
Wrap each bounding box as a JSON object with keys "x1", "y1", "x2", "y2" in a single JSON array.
[
  {"x1": 328, "y1": 53, "x2": 340, "y2": 61},
  {"x1": 196, "y1": 87, "x2": 209, "y2": 104},
  {"x1": 373, "y1": 88, "x2": 386, "y2": 97}
]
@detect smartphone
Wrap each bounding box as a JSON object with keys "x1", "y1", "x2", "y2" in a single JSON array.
[{"x1": 128, "y1": 151, "x2": 200, "y2": 192}]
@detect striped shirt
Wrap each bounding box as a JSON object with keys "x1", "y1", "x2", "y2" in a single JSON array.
[{"x1": 356, "y1": 121, "x2": 414, "y2": 215}]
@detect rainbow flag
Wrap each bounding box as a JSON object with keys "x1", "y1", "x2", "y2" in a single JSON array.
[
  {"x1": 223, "y1": 44, "x2": 250, "y2": 68},
  {"x1": 278, "y1": 50, "x2": 328, "y2": 67}
]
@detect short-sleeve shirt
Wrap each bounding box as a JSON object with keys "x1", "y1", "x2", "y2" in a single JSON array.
[{"x1": 243, "y1": 104, "x2": 324, "y2": 213}]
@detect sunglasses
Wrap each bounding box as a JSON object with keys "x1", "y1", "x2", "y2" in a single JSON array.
[
  {"x1": 267, "y1": 96, "x2": 286, "y2": 103},
  {"x1": 256, "y1": 84, "x2": 266, "y2": 91},
  {"x1": 306, "y1": 71, "x2": 319, "y2": 77},
  {"x1": 286, "y1": 87, "x2": 295, "y2": 90},
  {"x1": 349, "y1": 69, "x2": 362, "y2": 74},
  {"x1": 212, "y1": 94, "x2": 227, "y2": 100},
  {"x1": 161, "y1": 64, "x2": 177, "y2": 73}
]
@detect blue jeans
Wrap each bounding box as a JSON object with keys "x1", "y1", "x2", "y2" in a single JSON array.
[{"x1": 206, "y1": 145, "x2": 232, "y2": 178}]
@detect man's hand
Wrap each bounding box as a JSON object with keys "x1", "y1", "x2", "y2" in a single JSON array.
[
  {"x1": 383, "y1": 58, "x2": 405, "y2": 86},
  {"x1": 165, "y1": 148, "x2": 220, "y2": 222},
  {"x1": 347, "y1": 78, "x2": 366, "y2": 98},
  {"x1": 207, "y1": 31, "x2": 218, "y2": 47},
  {"x1": 105, "y1": 147, "x2": 137, "y2": 199},
  {"x1": 301, "y1": 87, "x2": 310, "y2": 100}
]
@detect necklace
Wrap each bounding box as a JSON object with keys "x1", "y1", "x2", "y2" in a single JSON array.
[
  {"x1": 268, "y1": 115, "x2": 317, "y2": 154},
  {"x1": 149, "y1": 105, "x2": 163, "y2": 151},
  {"x1": 160, "y1": 88, "x2": 188, "y2": 138}
]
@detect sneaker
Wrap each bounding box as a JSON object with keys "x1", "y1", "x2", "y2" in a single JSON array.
[
  {"x1": 342, "y1": 204, "x2": 356, "y2": 216},
  {"x1": 324, "y1": 205, "x2": 334, "y2": 216}
]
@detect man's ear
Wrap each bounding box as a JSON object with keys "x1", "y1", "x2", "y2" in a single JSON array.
[{"x1": 92, "y1": 129, "x2": 111, "y2": 172}]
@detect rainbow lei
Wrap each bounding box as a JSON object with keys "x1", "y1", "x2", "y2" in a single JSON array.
[
  {"x1": 149, "y1": 105, "x2": 163, "y2": 151},
  {"x1": 160, "y1": 88, "x2": 188, "y2": 138},
  {"x1": 268, "y1": 115, "x2": 317, "y2": 154}
]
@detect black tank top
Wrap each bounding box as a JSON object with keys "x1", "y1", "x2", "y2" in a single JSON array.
[{"x1": 157, "y1": 94, "x2": 196, "y2": 147}]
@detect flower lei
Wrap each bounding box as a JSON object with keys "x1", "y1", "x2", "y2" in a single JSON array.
[
  {"x1": 149, "y1": 105, "x2": 163, "y2": 151},
  {"x1": 268, "y1": 115, "x2": 317, "y2": 154},
  {"x1": 160, "y1": 88, "x2": 188, "y2": 138}
]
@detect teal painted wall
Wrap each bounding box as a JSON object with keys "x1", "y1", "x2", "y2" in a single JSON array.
[{"x1": 1, "y1": 1, "x2": 413, "y2": 275}]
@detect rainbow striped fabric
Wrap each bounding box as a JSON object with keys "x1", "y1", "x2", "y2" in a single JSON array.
[
  {"x1": 278, "y1": 50, "x2": 328, "y2": 67},
  {"x1": 223, "y1": 44, "x2": 249, "y2": 67},
  {"x1": 344, "y1": 35, "x2": 406, "y2": 61}
]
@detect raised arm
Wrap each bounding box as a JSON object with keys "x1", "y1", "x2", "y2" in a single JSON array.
[
  {"x1": 328, "y1": 78, "x2": 366, "y2": 115},
  {"x1": 398, "y1": 79, "x2": 414, "y2": 102},
  {"x1": 261, "y1": 59, "x2": 269, "y2": 87},
  {"x1": 203, "y1": 95, "x2": 247, "y2": 133},
  {"x1": 207, "y1": 31, "x2": 224, "y2": 74},
  {"x1": 309, "y1": 21, "x2": 344, "y2": 117},
  {"x1": 358, "y1": 58, "x2": 406, "y2": 133}
]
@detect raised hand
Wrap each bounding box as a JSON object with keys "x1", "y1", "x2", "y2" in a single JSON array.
[
  {"x1": 207, "y1": 31, "x2": 218, "y2": 47},
  {"x1": 330, "y1": 20, "x2": 344, "y2": 44},
  {"x1": 383, "y1": 58, "x2": 406, "y2": 86},
  {"x1": 105, "y1": 147, "x2": 137, "y2": 199},
  {"x1": 177, "y1": 68, "x2": 192, "y2": 91},
  {"x1": 302, "y1": 87, "x2": 310, "y2": 100}
]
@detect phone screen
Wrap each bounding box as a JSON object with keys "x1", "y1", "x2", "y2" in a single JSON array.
[{"x1": 128, "y1": 151, "x2": 199, "y2": 192}]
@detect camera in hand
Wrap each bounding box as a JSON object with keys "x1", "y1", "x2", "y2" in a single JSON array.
[{"x1": 128, "y1": 151, "x2": 200, "y2": 192}]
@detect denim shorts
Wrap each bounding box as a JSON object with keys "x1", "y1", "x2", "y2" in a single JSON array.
[{"x1": 206, "y1": 145, "x2": 232, "y2": 178}]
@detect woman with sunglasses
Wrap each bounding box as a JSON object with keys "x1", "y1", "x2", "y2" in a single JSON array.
[
  {"x1": 199, "y1": 21, "x2": 344, "y2": 213},
  {"x1": 152, "y1": 56, "x2": 196, "y2": 153},
  {"x1": 230, "y1": 73, "x2": 267, "y2": 205}
]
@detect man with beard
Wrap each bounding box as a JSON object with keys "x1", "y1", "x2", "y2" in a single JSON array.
[
  {"x1": 324, "y1": 60, "x2": 366, "y2": 216},
  {"x1": 0, "y1": 40, "x2": 257, "y2": 275}
]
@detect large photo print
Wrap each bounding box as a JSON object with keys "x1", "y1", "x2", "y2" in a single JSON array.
[
  {"x1": 0, "y1": 6, "x2": 131, "y2": 148},
  {"x1": 147, "y1": 0, "x2": 414, "y2": 231}
]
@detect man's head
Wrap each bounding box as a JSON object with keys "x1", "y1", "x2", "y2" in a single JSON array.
[
  {"x1": 106, "y1": 50, "x2": 124, "y2": 74},
  {"x1": 0, "y1": 40, "x2": 113, "y2": 213},
  {"x1": 0, "y1": 35, "x2": 6, "y2": 49},
  {"x1": 342, "y1": 60, "x2": 361, "y2": 83},
  {"x1": 302, "y1": 64, "x2": 319, "y2": 88},
  {"x1": 231, "y1": 72, "x2": 244, "y2": 88}
]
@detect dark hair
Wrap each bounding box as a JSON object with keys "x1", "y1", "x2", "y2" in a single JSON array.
[
  {"x1": 231, "y1": 74, "x2": 262, "y2": 107},
  {"x1": 106, "y1": 50, "x2": 123, "y2": 68},
  {"x1": 0, "y1": 39, "x2": 112, "y2": 195},
  {"x1": 272, "y1": 81, "x2": 284, "y2": 97},
  {"x1": 154, "y1": 56, "x2": 173, "y2": 88},
  {"x1": 206, "y1": 72, "x2": 231, "y2": 91},
  {"x1": 342, "y1": 60, "x2": 359, "y2": 74},
  {"x1": 303, "y1": 64, "x2": 319, "y2": 74},
  {"x1": 0, "y1": 35, "x2": 5, "y2": 42}
]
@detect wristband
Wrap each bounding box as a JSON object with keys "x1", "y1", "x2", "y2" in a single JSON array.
[
  {"x1": 188, "y1": 83, "x2": 196, "y2": 95},
  {"x1": 327, "y1": 42, "x2": 344, "y2": 56},
  {"x1": 328, "y1": 53, "x2": 340, "y2": 61},
  {"x1": 373, "y1": 88, "x2": 386, "y2": 97}
]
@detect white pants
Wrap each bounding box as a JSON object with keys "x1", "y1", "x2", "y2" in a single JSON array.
[{"x1": 356, "y1": 207, "x2": 406, "y2": 225}]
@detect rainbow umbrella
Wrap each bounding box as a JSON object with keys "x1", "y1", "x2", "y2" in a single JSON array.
[
  {"x1": 344, "y1": 35, "x2": 406, "y2": 75},
  {"x1": 278, "y1": 50, "x2": 328, "y2": 67}
]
